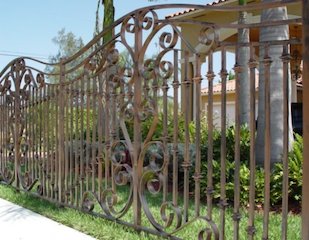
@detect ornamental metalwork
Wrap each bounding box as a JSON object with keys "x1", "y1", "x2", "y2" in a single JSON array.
[{"x1": 0, "y1": 1, "x2": 307, "y2": 239}]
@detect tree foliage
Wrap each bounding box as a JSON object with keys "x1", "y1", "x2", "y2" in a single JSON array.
[
  {"x1": 45, "y1": 28, "x2": 84, "y2": 83},
  {"x1": 50, "y1": 28, "x2": 84, "y2": 63}
]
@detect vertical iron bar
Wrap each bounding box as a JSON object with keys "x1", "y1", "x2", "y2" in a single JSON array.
[
  {"x1": 183, "y1": 51, "x2": 191, "y2": 223},
  {"x1": 46, "y1": 85, "x2": 51, "y2": 199},
  {"x1": 281, "y1": 44, "x2": 290, "y2": 240},
  {"x1": 97, "y1": 74, "x2": 103, "y2": 199},
  {"x1": 3, "y1": 94, "x2": 6, "y2": 175},
  {"x1": 58, "y1": 60, "x2": 66, "y2": 203},
  {"x1": 247, "y1": 45, "x2": 258, "y2": 239},
  {"x1": 162, "y1": 66, "x2": 169, "y2": 203},
  {"x1": 64, "y1": 82, "x2": 69, "y2": 204},
  {"x1": 172, "y1": 50, "x2": 179, "y2": 206},
  {"x1": 69, "y1": 81, "x2": 74, "y2": 205},
  {"x1": 0, "y1": 95, "x2": 2, "y2": 173},
  {"x1": 36, "y1": 87, "x2": 40, "y2": 183},
  {"x1": 233, "y1": 49, "x2": 242, "y2": 240},
  {"x1": 207, "y1": 50, "x2": 215, "y2": 220},
  {"x1": 219, "y1": 46, "x2": 228, "y2": 240},
  {"x1": 10, "y1": 94, "x2": 14, "y2": 179},
  {"x1": 26, "y1": 92, "x2": 30, "y2": 178},
  {"x1": 22, "y1": 92, "x2": 26, "y2": 178},
  {"x1": 42, "y1": 85, "x2": 47, "y2": 197},
  {"x1": 80, "y1": 73, "x2": 85, "y2": 201},
  {"x1": 23, "y1": 91, "x2": 27, "y2": 182},
  {"x1": 110, "y1": 69, "x2": 117, "y2": 193},
  {"x1": 85, "y1": 70, "x2": 91, "y2": 192},
  {"x1": 1, "y1": 95, "x2": 3, "y2": 174},
  {"x1": 39, "y1": 86, "x2": 43, "y2": 193},
  {"x1": 7, "y1": 94, "x2": 11, "y2": 176},
  {"x1": 1, "y1": 95, "x2": 4, "y2": 173},
  {"x1": 5, "y1": 95, "x2": 8, "y2": 176},
  {"x1": 91, "y1": 77, "x2": 97, "y2": 193},
  {"x1": 14, "y1": 72, "x2": 21, "y2": 189},
  {"x1": 194, "y1": 54, "x2": 202, "y2": 217},
  {"x1": 54, "y1": 84, "x2": 58, "y2": 200},
  {"x1": 104, "y1": 71, "x2": 111, "y2": 191},
  {"x1": 5, "y1": 95, "x2": 7, "y2": 173},
  {"x1": 262, "y1": 45, "x2": 272, "y2": 240},
  {"x1": 74, "y1": 79, "x2": 79, "y2": 207},
  {"x1": 31, "y1": 86, "x2": 35, "y2": 183},
  {"x1": 133, "y1": 12, "x2": 143, "y2": 228},
  {"x1": 3, "y1": 94, "x2": 6, "y2": 173}
]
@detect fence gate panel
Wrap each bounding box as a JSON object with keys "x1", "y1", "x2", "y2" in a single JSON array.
[{"x1": 0, "y1": 1, "x2": 306, "y2": 239}]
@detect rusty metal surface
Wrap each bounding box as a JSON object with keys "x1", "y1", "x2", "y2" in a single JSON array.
[{"x1": 0, "y1": 2, "x2": 305, "y2": 239}]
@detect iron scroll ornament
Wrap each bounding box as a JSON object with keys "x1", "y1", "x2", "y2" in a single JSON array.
[{"x1": 0, "y1": 59, "x2": 45, "y2": 190}]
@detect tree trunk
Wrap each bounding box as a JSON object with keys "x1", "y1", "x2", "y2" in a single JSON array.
[
  {"x1": 102, "y1": 0, "x2": 115, "y2": 44},
  {"x1": 256, "y1": 1, "x2": 293, "y2": 165},
  {"x1": 238, "y1": 0, "x2": 250, "y2": 125}
]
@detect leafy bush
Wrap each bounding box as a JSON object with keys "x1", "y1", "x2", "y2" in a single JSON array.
[
  {"x1": 190, "y1": 124, "x2": 303, "y2": 207},
  {"x1": 125, "y1": 113, "x2": 303, "y2": 207}
]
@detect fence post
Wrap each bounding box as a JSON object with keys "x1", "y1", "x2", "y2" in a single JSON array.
[
  {"x1": 302, "y1": 0, "x2": 309, "y2": 239},
  {"x1": 133, "y1": 12, "x2": 142, "y2": 229},
  {"x1": 58, "y1": 59, "x2": 66, "y2": 203},
  {"x1": 14, "y1": 63, "x2": 21, "y2": 189}
]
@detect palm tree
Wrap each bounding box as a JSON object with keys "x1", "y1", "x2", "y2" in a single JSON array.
[
  {"x1": 238, "y1": 0, "x2": 250, "y2": 125},
  {"x1": 102, "y1": 0, "x2": 115, "y2": 43},
  {"x1": 255, "y1": 1, "x2": 293, "y2": 165}
]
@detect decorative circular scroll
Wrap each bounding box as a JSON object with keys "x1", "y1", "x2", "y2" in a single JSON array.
[
  {"x1": 107, "y1": 49, "x2": 120, "y2": 65},
  {"x1": 96, "y1": 141, "x2": 133, "y2": 218},
  {"x1": 139, "y1": 141, "x2": 183, "y2": 233},
  {"x1": 12, "y1": 58, "x2": 26, "y2": 73},
  {"x1": 198, "y1": 26, "x2": 219, "y2": 49},
  {"x1": 37, "y1": 184, "x2": 43, "y2": 196},
  {"x1": 36, "y1": 73, "x2": 45, "y2": 88},
  {"x1": 140, "y1": 9, "x2": 158, "y2": 31},
  {"x1": 1, "y1": 166, "x2": 14, "y2": 184},
  {"x1": 82, "y1": 191, "x2": 96, "y2": 212},
  {"x1": 197, "y1": 217, "x2": 220, "y2": 240},
  {"x1": 159, "y1": 29, "x2": 178, "y2": 50}
]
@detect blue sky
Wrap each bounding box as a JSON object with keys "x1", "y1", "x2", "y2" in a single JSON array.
[{"x1": 0, "y1": 0, "x2": 212, "y2": 70}]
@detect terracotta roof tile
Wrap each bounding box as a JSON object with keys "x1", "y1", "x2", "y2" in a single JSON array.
[
  {"x1": 166, "y1": 8, "x2": 196, "y2": 19},
  {"x1": 201, "y1": 78, "x2": 259, "y2": 95},
  {"x1": 166, "y1": 0, "x2": 232, "y2": 19},
  {"x1": 201, "y1": 75, "x2": 303, "y2": 95}
]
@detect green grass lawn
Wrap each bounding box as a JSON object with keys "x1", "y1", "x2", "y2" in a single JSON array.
[
  {"x1": 0, "y1": 184, "x2": 301, "y2": 240},
  {"x1": 0, "y1": 184, "x2": 160, "y2": 240}
]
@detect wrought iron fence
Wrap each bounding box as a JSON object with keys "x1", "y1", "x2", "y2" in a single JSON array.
[{"x1": 0, "y1": 1, "x2": 306, "y2": 239}]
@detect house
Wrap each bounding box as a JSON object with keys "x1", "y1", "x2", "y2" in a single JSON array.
[
  {"x1": 167, "y1": 0, "x2": 303, "y2": 124},
  {"x1": 200, "y1": 77, "x2": 303, "y2": 130},
  {"x1": 201, "y1": 78, "x2": 259, "y2": 128}
]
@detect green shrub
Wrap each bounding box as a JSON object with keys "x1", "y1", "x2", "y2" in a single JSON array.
[
  {"x1": 289, "y1": 134, "x2": 303, "y2": 201},
  {"x1": 125, "y1": 113, "x2": 303, "y2": 207},
  {"x1": 191, "y1": 124, "x2": 303, "y2": 207}
]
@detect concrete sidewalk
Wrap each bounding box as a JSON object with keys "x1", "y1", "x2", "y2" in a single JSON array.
[{"x1": 0, "y1": 198, "x2": 96, "y2": 240}]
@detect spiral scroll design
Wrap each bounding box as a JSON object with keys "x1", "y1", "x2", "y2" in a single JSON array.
[
  {"x1": 82, "y1": 191, "x2": 97, "y2": 213},
  {"x1": 1, "y1": 166, "x2": 14, "y2": 184},
  {"x1": 139, "y1": 141, "x2": 182, "y2": 233},
  {"x1": 159, "y1": 29, "x2": 178, "y2": 50},
  {"x1": 154, "y1": 51, "x2": 174, "y2": 81},
  {"x1": 197, "y1": 217, "x2": 220, "y2": 240},
  {"x1": 18, "y1": 145, "x2": 38, "y2": 191},
  {"x1": 0, "y1": 59, "x2": 46, "y2": 190},
  {"x1": 99, "y1": 141, "x2": 133, "y2": 218},
  {"x1": 198, "y1": 26, "x2": 219, "y2": 51}
]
